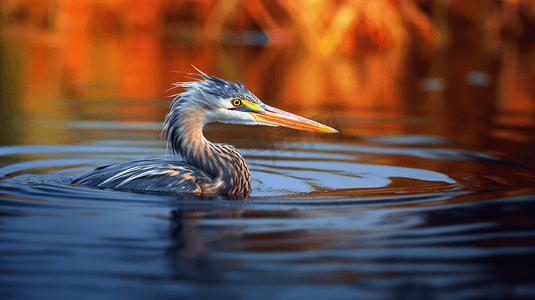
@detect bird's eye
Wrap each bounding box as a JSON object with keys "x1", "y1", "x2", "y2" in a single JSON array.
[{"x1": 232, "y1": 99, "x2": 242, "y2": 107}]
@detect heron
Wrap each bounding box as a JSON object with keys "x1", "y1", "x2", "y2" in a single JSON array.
[{"x1": 72, "y1": 70, "x2": 337, "y2": 196}]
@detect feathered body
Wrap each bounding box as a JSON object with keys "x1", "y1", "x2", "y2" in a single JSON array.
[
  {"x1": 73, "y1": 73, "x2": 255, "y2": 196},
  {"x1": 73, "y1": 70, "x2": 337, "y2": 196}
]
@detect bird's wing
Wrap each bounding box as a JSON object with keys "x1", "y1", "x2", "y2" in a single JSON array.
[{"x1": 72, "y1": 157, "x2": 210, "y2": 194}]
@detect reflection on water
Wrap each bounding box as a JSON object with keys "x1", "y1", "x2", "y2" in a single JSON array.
[{"x1": 1, "y1": 109, "x2": 535, "y2": 299}]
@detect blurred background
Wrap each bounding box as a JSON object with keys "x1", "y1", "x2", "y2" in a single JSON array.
[{"x1": 1, "y1": 0, "x2": 535, "y2": 147}]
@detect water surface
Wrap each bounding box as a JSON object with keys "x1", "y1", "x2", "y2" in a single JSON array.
[{"x1": 1, "y1": 108, "x2": 535, "y2": 300}]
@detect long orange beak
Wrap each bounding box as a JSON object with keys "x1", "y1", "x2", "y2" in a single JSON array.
[{"x1": 250, "y1": 105, "x2": 338, "y2": 133}]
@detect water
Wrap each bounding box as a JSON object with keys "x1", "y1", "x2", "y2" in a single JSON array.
[{"x1": 1, "y1": 105, "x2": 535, "y2": 300}]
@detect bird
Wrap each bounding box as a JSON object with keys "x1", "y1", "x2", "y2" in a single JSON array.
[{"x1": 72, "y1": 69, "x2": 337, "y2": 196}]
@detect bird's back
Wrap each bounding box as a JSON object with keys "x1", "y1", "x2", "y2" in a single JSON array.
[{"x1": 72, "y1": 157, "x2": 210, "y2": 194}]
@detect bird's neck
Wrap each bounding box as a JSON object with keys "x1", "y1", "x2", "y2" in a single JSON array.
[{"x1": 172, "y1": 108, "x2": 251, "y2": 195}]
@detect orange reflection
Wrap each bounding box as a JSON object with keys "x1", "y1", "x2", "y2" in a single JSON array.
[{"x1": 1, "y1": 0, "x2": 534, "y2": 123}]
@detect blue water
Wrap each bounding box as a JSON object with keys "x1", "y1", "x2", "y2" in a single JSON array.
[{"x1": 1, "y1": 113, "x2": 535, "y2": 300}]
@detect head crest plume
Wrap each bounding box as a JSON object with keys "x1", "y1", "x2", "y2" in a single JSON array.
[{"x1": 166, "y1": 66, "x2": 246, "y2": 100}]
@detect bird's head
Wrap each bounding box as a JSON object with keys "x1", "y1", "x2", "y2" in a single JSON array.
[{"x1": 166, "y1": 70, "x2": 338, "y2": 134}]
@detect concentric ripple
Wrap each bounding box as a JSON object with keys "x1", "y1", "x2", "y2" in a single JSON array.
[{"x1": 0, "y1": 141, "x2": 519, "y2": 206}]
